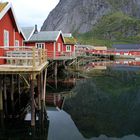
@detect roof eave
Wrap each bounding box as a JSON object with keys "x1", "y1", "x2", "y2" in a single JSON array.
[{"x1": 25, "y1": 40, "x2": 56, "y2": 43}]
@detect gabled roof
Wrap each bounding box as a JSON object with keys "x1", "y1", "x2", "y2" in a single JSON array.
[
  {"x1": 63, "y1": 33, "x2": 76, "y2": 45},
  {"x1": 64, "y1": 37, "x2": 76, "y2": 45},
  {"x1": 0, "y1": 2, "x2": 25, "y2": 39},
  {"x1": 21, "y1": 27, "x2": 35, "y2": 41},
  {"x1": 28, "y1": 31, "x2": 64, "y2": 42}
]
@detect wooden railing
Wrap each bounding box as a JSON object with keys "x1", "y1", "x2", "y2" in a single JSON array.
[
  {"x1": 47, "y1": 51, "x2": 76, "y2": 60},
  {"x1": 0, "y1": 46, "x2": 47, "y2": 69}
]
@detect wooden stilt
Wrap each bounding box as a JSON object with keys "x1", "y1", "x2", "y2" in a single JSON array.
[
  {"x1": 0, "y1": 77, "x2": 3, "y2": 111},
  {"x1": 0, "y1": 75, "x2": 4, "y2": 128},
  {"x1": 18, "y1": 74, "x2": 21, "y2": 105},
  {"x1": 3, "y1": 75, "x2": 7, "y2": 117},
  {"x1": 11, "y1": 75, "x2": 14, "y2": 101},
  {"x1": 40, "y1": 72, "x2": 44, "y2": 125},
  {"x1": 43, "y1": 68, "x2": 47, "y2": 102},
  {"x1": 10, "y1": 75, "x2": 14, "y2": 118},
  {"x1": 3, "y1": 75, "x2": 7, "y2": 101},
  {"x1": 37, "y1": 74, "x2": 41, "y2": 125},
  {"x1": 31, "y1": 74, "x2": 35, "y2": 127},
  {"x1": 54, "y1": 61, "x2": 58, "y2": 89},
  {"x1": 37, "y1": 74, "x2": 41, "y2": 110}
]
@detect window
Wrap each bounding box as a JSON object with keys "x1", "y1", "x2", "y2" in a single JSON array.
[
  {"x1": 66, "y1": 45, "x2": 71, "y2": 52},
  {"x1": 36, "y1": 43, "x2": 45, "y2": 49},
  {"x1": 58, "y1": 43, "x2": 61, "y2": 52},
  {"x1": 4, "y1": 30, "x2": 9, "y2": 48},
  {"x1": 15, "y1": 40, "x2": 19, "y2": 46}
]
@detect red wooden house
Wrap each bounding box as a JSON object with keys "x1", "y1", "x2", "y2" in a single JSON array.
[
  {"x1": 24, "y1": 30, "x2": 65, "y2": 60},
  {"x1": 0, "y1": 2, "x2": 25, "y2": 64},
  {"x1": 63, "y1": 33, "x2": 76, "y2": 58}
]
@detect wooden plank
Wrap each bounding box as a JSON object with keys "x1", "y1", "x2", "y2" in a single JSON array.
[{"x1": 0, "y1": 61, "x2": 48, "y2": 74}]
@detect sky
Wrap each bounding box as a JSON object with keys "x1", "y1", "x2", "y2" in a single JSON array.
[{"x1": 2, "y1": 0, "x2": 60, "y2": 30}]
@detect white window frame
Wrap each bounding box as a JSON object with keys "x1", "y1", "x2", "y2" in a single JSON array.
[
  {"x1": 35, "y1": 43, "x2": 45, "y2": 49},
  {"x1": 66, "y1": 45, "x2": 71, "y2": 52},
  {"x1": 58, "y1": 43, "x2": 61, "y2": 52},
  {"x1": 15, "y1": 40, "x2": 19, "y2": 46},
  {"x1": 4, "y1": 30, "x2": 9, "y2": 49}
]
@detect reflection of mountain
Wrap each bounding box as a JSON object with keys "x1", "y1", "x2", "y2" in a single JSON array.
[{"x1": 64, "y1": 69, "x2": 140, "y2": 138}]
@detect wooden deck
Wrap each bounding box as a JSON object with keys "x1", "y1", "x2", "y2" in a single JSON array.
[{"x1": 0, "y1": 46, "x2": 48, "y2": 74}]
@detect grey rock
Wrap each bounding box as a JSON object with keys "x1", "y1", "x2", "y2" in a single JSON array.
[{"x1": 41, "y1": 0, "x2": 140, "y2": 33}]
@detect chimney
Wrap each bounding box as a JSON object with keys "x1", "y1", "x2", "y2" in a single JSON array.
[{"x1": 34, "y1": 24, "x2": 38, "y2": 34}]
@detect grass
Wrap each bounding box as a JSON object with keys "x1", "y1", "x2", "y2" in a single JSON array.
[{"x1": 74, "y1": 12, "x2": 140, "y2": 48}]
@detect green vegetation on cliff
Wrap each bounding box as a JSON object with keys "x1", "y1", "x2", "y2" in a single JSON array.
[{"x1": 76, "y1": 12, "x2": 140, "y2": 47}]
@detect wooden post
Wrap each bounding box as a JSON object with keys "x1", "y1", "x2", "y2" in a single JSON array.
[
  {"x1": 3, "y1": 75, "x2": 7, "y2": 101},
  {"x1": 30, "y1": 74, "x2": 36, "y2": 127},
  {"x1": 32, "y1": 47, "x2": 36, "y2": 69},
  {"x1": 11, "y1": 75, "x2": 14, "y2": 101},
  {"x1": 11, "y1": 75, "x2": 14, "y2": 118},
  {"x1": 43, "y1": 68, "x2": 47, "y2": 101},
  {"x1": 18, "y1": 74, "x2": 21, "y2": 105},
  {"x1": 3, "y1": 75, "x2": 7, "y2": 117},
  {"x1": 39, "y1": 49, "x2": 42, "y2": 65},
  {"x1": 40, "y1": 72, "x2": 44, "y2": 124},
  {"x1": 37, "y1": 74, "x2": 41, "y2": 110},
  {"x1": 37, "y1": 74, "x2": 41, "y2": 125},
  {"x1": 0, "y1": 77, "x2": 3, "y2": 111},
  {"x1": 0, "y1": 76, "x2": 4, "y2": 128},
  {"x1": 54, "y1": 61, "x2": 58, "y2": 89}
]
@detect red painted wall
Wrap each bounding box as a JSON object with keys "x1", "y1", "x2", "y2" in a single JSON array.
[
  {"x1": 0, "y1": 9, "x2": 24, "y2": 64},
  {"x1": 25, "y1": 34, "x2": 64, "y2": 60},
  {"x1": 25, "y1": 42, "x2": 54, "y2": 59},
  {"x1": 45, "y1": 42, "x2": 54, "y2": 59},
  {"x1": 15, "y1": 32, "x2": 24, "y2": 46},
  {"x1": 63, "y1": 44, "x2": 75, "y2": 57},
  {"x1": 24, "y1": 42, "x2": 35, "y2": 47},
  {"x1": 55, "y1": 35, "x2": 64, "y2": 57},
  {"x1": 63, "y1": 44, "x2": 75, "y2": 52}
]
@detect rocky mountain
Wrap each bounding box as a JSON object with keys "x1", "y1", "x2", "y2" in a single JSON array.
[{"x1": 41, "y1": 0, "x2": 140, "y2": 33}]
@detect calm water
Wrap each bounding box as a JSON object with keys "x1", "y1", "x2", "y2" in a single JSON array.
[{"x1": 1, "y1": 60, "x2": 140, "y2": 140}]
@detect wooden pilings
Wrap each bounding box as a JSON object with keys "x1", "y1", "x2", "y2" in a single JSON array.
[
  {"x1": 54, "y1": 61, "x2": 58, "y2": 89},
  {"x1": 30, "y1": 74, "x2": 35, "y2": 127},
  {"x1": 3, "y1": 75, "x2": 7, "y2": 117},
  {"x1": 0, "y1": 76, "x2": 4, "y2": 128},
  {"x1": 0, "y1": 77, "x2": 3, "y2": 111},
  {"x1": 0, "y1": 67, "x2": 48, "y2": 128},
  {"x1": 11, "y1": 75, "x2": 14, "y2": 101},
  {"x1": 30, "y1": 68, "x2": 47, "y2": 127}
]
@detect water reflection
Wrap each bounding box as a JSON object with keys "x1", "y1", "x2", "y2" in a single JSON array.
[
  {"x1": 1, "y1": 60, "x2": 140, "y2": 140},
  {"x1": 64, "y1": 61, "x2": 140, "y2": 140}
]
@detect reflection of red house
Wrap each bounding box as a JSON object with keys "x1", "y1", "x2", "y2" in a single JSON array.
[
  {"x1": 24, "y1": 30, "x2": 65, "y2": 60},
  {"x1": 0, "y1": 2, "x2": 25, "y2": 64},
  {"x1": 63, "y1": 33, "x2": 76, "y2": 58}
]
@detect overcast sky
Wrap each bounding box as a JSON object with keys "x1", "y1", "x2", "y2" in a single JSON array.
[{"x1": 2, "y1": 0, "x2": 59, "y2": 30}]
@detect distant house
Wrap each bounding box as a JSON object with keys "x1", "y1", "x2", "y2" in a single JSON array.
[
  {"x1": 63, "y1": 33, "x2": 76, "y2": 58},
  {"x1": 0, "y1": 2, "x2": 25, "y2": 64},
  {"x1": 113, "y1": 44, "x2": 140, "y2": 56},
  {"x1": 113, "y1": 44, "x2": 140, "y2": 50},
  {"x1": 24, "y1": 30, "x2": 65, "y2": 60}
]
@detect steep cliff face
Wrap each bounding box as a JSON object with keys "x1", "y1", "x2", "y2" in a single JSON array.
[
  {"x1": 41, "y1": 0, "x2": 140, "y2": 34},
  {"x1": 41, "y1": 0, "x2": 111, "y2": 33}
]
